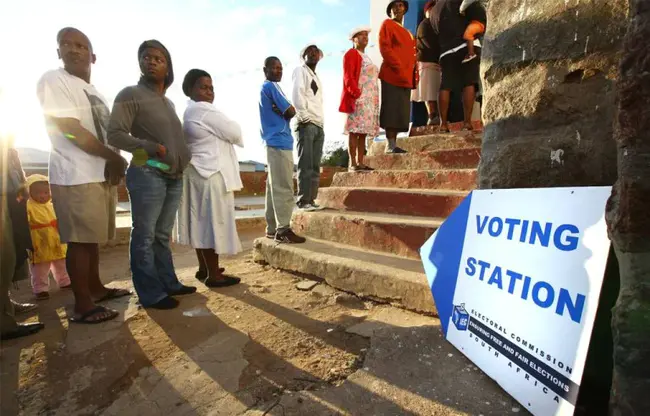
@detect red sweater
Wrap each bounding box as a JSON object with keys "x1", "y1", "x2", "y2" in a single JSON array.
[
  {"x1": 378, "y1": 19, "x2": 418, "y2": 89},
  {"x1": 339, "y1": 49, "x2": 363, "y2": 114}
]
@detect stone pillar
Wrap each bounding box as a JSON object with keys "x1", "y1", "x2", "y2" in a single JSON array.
[
  {"x1": 605, "y1": 0, "x2": 650, "y2": 414},
  {"x1": 479, "y1": 0, "x2": 629, "y2": 188}
]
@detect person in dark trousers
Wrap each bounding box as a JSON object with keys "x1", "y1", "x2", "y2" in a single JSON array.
[
  {"x1": 379, "y1": 0, "x2": 418, "y2": 154},
  {"x1": 292, "y1": 44, "x2": 325, "y2": 212},
  {"x1": 1, "y1": 139, "x2": 45, "y2": 340},
  {"x1": 430, "y1": 0, "x2": 486, "y2": 132},
  {"x1": 412, "y1": 0, "x2": 442, "y2": 125},
  {"x1": 108, "y1": 40, "x2": 195, "y2": 310},
  {"x1": 36, "y1": 27, "x2": 130, "y2": 324},
  {"x1": 259, "y1": 57, "x2": 306, "y2": 244}
]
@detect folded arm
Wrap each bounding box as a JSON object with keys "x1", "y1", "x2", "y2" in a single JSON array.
[
  {"x1": 107, "y1": 88, "x2": 160, "y2": 156},
  {"x1": 48, "y1": 117, "x2": 123, "y2": 163},
  {"x1": 37, "y1": 74, "x2": 122, "y2": 163},
  {"x1": 203, "y1": 108, "x2": 244, "y2": 147}
]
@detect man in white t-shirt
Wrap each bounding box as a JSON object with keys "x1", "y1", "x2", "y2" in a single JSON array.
[{"x1": 36, "y1": 27, "x2": 130, "y2": 324}]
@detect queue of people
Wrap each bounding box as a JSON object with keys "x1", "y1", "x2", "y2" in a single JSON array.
[
  {"x1": 339, "y1": 0, "x2": 486, "y2": 158},
  {"x1": 1, "y1": 0, "x2": 487, "y2": 338}
]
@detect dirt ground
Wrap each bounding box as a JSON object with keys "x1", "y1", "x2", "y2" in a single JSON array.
[{"x1": 0, "y1": 231, "x2": 525, "y2": 416}]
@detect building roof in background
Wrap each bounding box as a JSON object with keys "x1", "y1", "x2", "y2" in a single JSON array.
[
  {"x1": 240, "y1": 160, "x2": 266, "y2": 166},
  {"x1": 16, "y1": 147, "x2": 49, "y2": 166}
]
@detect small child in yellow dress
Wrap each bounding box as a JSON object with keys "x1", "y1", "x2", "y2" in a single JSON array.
[{"x1": 25, "y1": 174, "x2": 71, "y2": 300}]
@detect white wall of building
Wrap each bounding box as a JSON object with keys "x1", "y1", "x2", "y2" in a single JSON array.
[{"x1": 369, "y1": 0, "x2": 393, "y2": 71}]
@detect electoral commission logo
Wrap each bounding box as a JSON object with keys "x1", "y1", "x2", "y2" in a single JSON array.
[
  {"x1": 451, "y1": 302, "x2": 579, "y2": 406},
  {"x1": 453, "y1": 303, "x2": 470, "y2": 331}
]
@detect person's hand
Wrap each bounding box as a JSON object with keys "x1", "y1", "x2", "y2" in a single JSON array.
[
  {"x1": 105, "y1": 156, "x2": 128, "y2": 185},
  {"x1": 15, "y1": 185, "x2": 27, "y2": 203},
  {"x1": 156, "y1": 144, "x2": 167, "y2": 159}
]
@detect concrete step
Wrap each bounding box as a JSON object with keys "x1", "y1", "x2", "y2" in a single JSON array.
[
  {"x1": 317, "y1": 187, "x2": 467, "y2": 218},
  {"x1": 292, "y1": 210, "x2": 441, "y2": 259},
  {"x1": 368, "y1": 132, "x2": 482, "y2": 156},
  {"x1": 253, "y1": 237, "x2": 435, "y2": 314},
  {"x1": 331, "y1": 168, "x2": 477, "y2": 191},
  {"x1": 365, "y1": 147, "x2": 481, "y2": 171}
]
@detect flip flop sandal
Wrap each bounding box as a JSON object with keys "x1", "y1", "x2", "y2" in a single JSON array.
[
  {"x1": 95, "y1": 288, "x2": 133, "y2": 303},
  {"x1": 204, "y1": 276, "x2": 241, "y2": 288},
  {"x1": 69, "y1": 306, "x2": 119, "y2": 324}
]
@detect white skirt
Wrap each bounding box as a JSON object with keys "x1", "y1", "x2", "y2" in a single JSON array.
[
  {"x1": 411, "y1": 62, "x2": 442, "y2": 102},
  {"x1": 176, "y1": 166, "x2": 242, "y2": 255}
]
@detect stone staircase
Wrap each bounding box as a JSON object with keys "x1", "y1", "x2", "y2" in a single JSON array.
[{"x1": 253, "y1": 131, "x2": 481, "y2": 315}]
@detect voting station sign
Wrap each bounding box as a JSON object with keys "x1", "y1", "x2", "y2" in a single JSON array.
[{"x1": 420, "y1": 187, "x2": 612, "y2": 416}]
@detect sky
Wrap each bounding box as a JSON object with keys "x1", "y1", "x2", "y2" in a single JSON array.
[{"x1": 0, "y1": 0, "x2": 372, "y2": 164}]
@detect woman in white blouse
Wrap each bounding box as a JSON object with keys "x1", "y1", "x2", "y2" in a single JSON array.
[{"x1": 177, "y1": 69, "x2": 243, "y2": 287}]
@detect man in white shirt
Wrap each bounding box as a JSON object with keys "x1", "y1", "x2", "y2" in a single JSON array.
[
  {"x1": 292, "y1": 44, "x2": 325, "y2": 212},
  {"x1": 36, "y1": 27, "x2": 130, "y2": 324}
]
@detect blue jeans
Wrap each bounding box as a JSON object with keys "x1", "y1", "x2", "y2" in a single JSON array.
[{"x1": 126, "y1": 166, "x2": 183, "y2": 306}]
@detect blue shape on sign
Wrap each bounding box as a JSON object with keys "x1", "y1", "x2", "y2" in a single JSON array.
[
  {"x1": 452, "y1": 304, "x2": 470, "y2": 331},
  {"x1": 420, "y1": 192, "x2": 473, "y2": 336}
]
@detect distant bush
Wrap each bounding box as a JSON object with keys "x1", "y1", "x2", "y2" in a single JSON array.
[{"x1": 321, "y1": 147, "x2": 349, "y2": 167}]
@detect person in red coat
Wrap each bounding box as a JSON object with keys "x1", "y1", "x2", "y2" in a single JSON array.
[
  {"x1": 339, "y1": 26, "x2": 379, "y2": 172},
  {"x1": 379, "y1": 0, "x2": 418, "y2": 154}
]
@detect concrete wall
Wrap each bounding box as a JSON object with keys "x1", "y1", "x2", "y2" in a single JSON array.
[{"x1": 478, "y1": 0, "x2": 629, "y2": 189}]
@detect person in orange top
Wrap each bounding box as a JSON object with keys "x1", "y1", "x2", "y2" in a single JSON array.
[
  {"x1": 379, "y1": 0, "x2": 418, "y2": 154},
  {"x1": 25, "y1": 175, "x2": 71, "y2": 299}
]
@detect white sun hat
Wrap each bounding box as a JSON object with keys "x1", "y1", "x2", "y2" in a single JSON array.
[
  {"x1": 299, "y1": 44, "x2": 324, "y2": 60},
  {"x1": 349, "y1": 26, "x2": 372, "y2": 41}
]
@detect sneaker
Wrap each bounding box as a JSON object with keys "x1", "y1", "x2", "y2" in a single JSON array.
[
  {"x1": 385, "y1": 147, "x2": 408, "y2": 154},
  {"x1": 348, "y1": 165, "x2": 360, "y2": 172},
  {"x1": 309, "y1": 202, "x2": 325, "y2": 211},
  {"x1": 275, "y1": 229, "x2": 307, "y2": 244},
  {"x1": 265, "y1": 233, "x2": 275, "y2": 239},
  {"x1": 297, "y1": 203, "x2": 316, "y2": 212}
]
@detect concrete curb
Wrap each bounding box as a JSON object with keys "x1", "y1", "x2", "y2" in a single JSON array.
[{"x1": 252, "y1": 237, "x2": 437, "y2": 315}]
